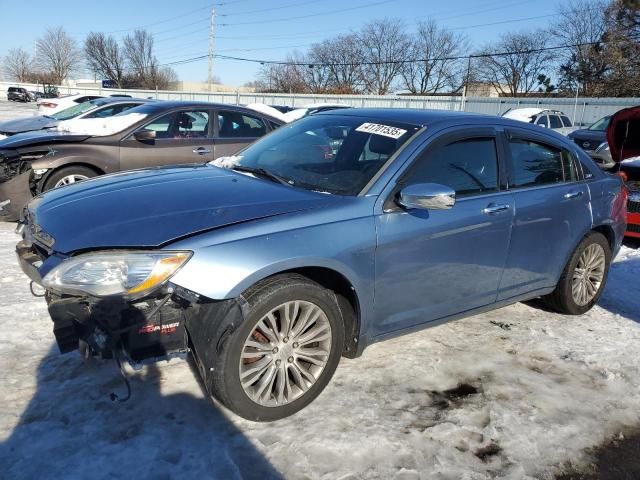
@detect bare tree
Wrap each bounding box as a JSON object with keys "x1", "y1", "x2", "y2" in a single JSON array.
[
  {"x1": 258, "y1": 61, "x2": 307, "y2": 93},
  {"x1": 359, "y1": 19, "x2": 410, "y2": 94},
  {"x1": 154, "y1": 66, "x2": 178, "y2": 90},
  {"x1": 309, "y1": 35, "x2": 365, "y2": 93},
  {"x1": 600, "y1": 0, "x2": 640, "y2": 96},
  {"x1": 3, "y1": 48, "x2": 32, "y2": 82},
  {"x1": 401, "y1": 20, "x2": 468, "y2": 94},
  {"x1": 123, "y1": 29, "x2": 159, "y2": 89},
  {"x1": 84, "y1": 32, "x2": 126, "y2": 87},
  {"x1": 35, "y1": 27, "x2": 82, "y2": 84},
  {"x1": 551, "y1": 0, "x2": 609, "y2": 94},
  {"x1": 474, "y1": 31, "x2": 557, "y2": 96}
]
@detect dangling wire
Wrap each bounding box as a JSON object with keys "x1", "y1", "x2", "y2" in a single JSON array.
[{"x1": 110, "y1": 350, "x2": 132, "y2": 403}]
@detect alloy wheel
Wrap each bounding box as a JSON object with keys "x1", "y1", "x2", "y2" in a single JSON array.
[
  {"x1": 239, "y1": 300, "x2": 332, "y2": 407},
  {"x1": 571, "y1": 243, "x2": 606, "y2": 306},
  {"x1": 54, "y1": 174, "x2": 89, "y2": 188}
]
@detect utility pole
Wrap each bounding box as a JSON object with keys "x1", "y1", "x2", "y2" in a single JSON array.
[
  {"x1": 460, "y1": 56, "x2": 472, "y2": 112},
  {"x1": 208, "y1": 6, "x2": 216, "y2": 92}
]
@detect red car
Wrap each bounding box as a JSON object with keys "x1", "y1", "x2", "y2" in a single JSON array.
[{"x1": 608, "y1": 106, "x2": 640, "y2": 239}]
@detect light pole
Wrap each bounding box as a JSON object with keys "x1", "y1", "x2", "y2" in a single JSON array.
[{"x1": 208, "y1": 6, "x2": 216, "y2": 93}]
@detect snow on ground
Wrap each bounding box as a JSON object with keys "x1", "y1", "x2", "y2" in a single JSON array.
[
  {"x1": 0, "y1": 222, "x2": 639, "y2": 480},
  {"x1": 0, "y1": 100, "x2": 37, "y2": 122}
]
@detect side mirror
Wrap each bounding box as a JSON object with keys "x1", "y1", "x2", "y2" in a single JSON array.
[
  {"x1": 398, "y1": 183, "x2": 456, "y2": 210},
  {"x1": 133, "y1": 129, "x2": 156, "y2": 142}
]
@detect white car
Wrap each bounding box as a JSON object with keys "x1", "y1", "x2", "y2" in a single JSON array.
[
  {"x1": 502, "y1": 108, "x2": 579, "y2": 136},
  {"x1": 282, "y1": 103, "x2": 351, "y2": 123},
  {"x1": 37, "y1": 94, "x2": 104, "y2": 115}
]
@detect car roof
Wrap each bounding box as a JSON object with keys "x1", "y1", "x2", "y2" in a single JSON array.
[
  {"x1": 316, "y1": 107, "x2": 573, "y2": 139},
  {"x1": 316, "y1": 107, "x2": 488, "y2": 126},
  {"x1": 139, "y1": 101, "x2": 285, "y2": 122},
  {"x1": 92, "y1": 97, "x2": 150, "y2": 105}
]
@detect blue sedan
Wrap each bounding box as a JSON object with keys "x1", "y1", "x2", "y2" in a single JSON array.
[{"x1": 16, "y1": 109, "x2": 627, "y2": 421}]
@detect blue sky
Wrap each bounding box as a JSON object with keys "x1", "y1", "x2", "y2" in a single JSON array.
[{"x1": 0, "y1": 0, "x2": 563, "y2": 86}]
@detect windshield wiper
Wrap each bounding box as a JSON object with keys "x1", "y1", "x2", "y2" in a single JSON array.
[{"x1": 231, "y1": 165, "x2": 293, "y2": 186}]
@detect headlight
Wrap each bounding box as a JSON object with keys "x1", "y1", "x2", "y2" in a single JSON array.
[
  {"x1": 595, "y1": 143, "x2": 610, "y2": 153},
  {"x1": 42, "y1": 251, "x2": 192, "y2": 298}
]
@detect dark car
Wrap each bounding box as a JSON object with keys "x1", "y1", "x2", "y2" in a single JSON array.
[
  {"x1": 0, "y1": 102, "x2": 283, "y2": 219},
  {"x1": 568, "y1": 115, "x2": 613, "y2": 168},
  {"x1": 7, "y1": 87, "x2": 34, "y2": 102},
  {"x1": 0, "y1": 97, "x2": 149, "y2": 137},
  {"x1": 15, "y1": 109, "x2": 626, "y2": 421}
]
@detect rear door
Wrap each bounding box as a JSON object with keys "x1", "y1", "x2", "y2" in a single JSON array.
[
  {"x1": 213, "y1": 109, "x2": 271, "y2": 159},
  {"x1": 497, "y1": 128, "x2": 591, "y2": 300},
  {"x1": 119, "y1": 108, "x2": 214, "y2": 170}
]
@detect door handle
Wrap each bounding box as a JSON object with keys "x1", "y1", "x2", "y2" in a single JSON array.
[
  {"x1": 564, "y1": 191, "x2": 584, "y2": 200},
  {"x1": 483, "y1": 203, "x2": 510, "y2": 215},
  {"x1": 193, "y1": 147, "x2": 212, "y2": 155}
]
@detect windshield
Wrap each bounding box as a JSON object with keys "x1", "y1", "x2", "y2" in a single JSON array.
[
  {"x1": 51, "y1": 99, "x2": 104, "y2": 121},
  {"x1": 224, "y1": 114, "x2": 420, "y2": 195},
  {"x1": 588, "y1": 115, "x2": 611, "y2": 131}
]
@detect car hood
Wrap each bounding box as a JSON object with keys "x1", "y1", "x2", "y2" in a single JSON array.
[
  {"x1": 607, "y1": 106, "x2": 640, "y2": 162},
  {"x1": 0, "y1": 130, "x2": 90, "y2": 150},
  {"x1": 568, "y1": 128, "x2": 607, "y2": 149},
  {"x1": 27, "y1": 164, "x2": 343, "y2": 254},
  {"x1": 0, "y1": 116, "x2": 58, "y2": 135}
]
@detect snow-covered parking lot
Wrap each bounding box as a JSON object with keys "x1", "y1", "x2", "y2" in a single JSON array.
[
  {"x1": 0, "y1": 99, "x2": 37, "y2": 121},
  {"x1": 0, "y1": 220, "x2": 639, "y2": 479}
]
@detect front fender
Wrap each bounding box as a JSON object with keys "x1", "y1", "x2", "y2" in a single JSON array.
[{"x1": 169, "y1": 216, "x2": 375, "y2": 301}]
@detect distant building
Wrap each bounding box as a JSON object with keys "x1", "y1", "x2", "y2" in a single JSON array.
[{"x1": 465, "y1": 82, "x2": 507, "y2": 98}]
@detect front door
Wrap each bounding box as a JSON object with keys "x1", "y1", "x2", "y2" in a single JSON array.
[
  {"x1": 373, "y1": 128, "x2": 513, "y2": 336},
  {"x1": 119, "y1": 109, "x2": 214, "y2": 170}
]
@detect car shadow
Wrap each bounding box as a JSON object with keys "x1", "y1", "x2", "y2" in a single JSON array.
[
  {"x1": 0, "y1": 343, "x2": 284, "y2": 480},
  {"x1": 524, "y1": 250, "x2": 640, "y2": 323}
]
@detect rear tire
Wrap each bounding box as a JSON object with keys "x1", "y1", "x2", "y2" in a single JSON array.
[
  {"x1": 543, "y1": 232, "x2": 611, "y2": 315},
  {"x1": 207, "y1": 274, "x2": 345, "y2": 421},
  {"x1": 42, "y1": 166, "x2": 98, "y2": 192}
]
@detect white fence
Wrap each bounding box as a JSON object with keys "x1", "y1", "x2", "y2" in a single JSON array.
[{"x1": 1, "y1": 81, "x2": 637, "y2": 126}]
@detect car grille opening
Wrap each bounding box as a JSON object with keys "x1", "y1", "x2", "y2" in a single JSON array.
[
  {"x1": 627, "y1": 223, "x2": 640, "y2": 234},
  {"x1": 628, "y1": 201, "x2": 640, "y2": 214}
]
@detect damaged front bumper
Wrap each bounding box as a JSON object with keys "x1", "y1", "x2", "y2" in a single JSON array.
[
  {"x1": 0, "y1": 172, "x2": 33, "y2": 221},
  {"x1": 16, "y1": 237, "x2": 243, "y2": 387}
]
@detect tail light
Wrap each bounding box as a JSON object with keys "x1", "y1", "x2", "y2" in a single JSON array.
[
  {"x1": 616, "y1": 171, "x2": 628, "y2": 182},
  {"x1": 39, "y1": 102, "x2": 57, "y2": 109},
  {"x1": 612, "y1": 182, "x2": 628, "y2": 221}
]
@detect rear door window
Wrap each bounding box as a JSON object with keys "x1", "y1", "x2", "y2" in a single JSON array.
[
  {"x1": 560, "y1": 116, "x2": 572, "y2": 127},
  {"x1": 218, "y1": 111, "x2": 267, "y2": 138},
  {"x1": 508, "y1": 138, "x2": 578, "y2": 187},
  {"x1": 549, "y1": 115, "x2": 563, "y2": 129}
]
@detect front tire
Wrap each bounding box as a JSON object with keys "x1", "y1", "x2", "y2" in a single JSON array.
[
  {"x1": 544, "y1": 232, "x2": 611, "y2": 315},
  {"x1": 42, "y1": 166, "x2": 98, "y2": 192},
  {"x1": 208, "y1": 274, "x2": 345, "y2": 421}
]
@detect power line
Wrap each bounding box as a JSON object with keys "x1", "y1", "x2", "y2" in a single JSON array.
[
  {"x1": 160, "y1": 42, "x2": 599, "y2": 68},
  {"x1": 220, "y1": 0, "x2": 324, "y2": 16},
  {"x1": 218, "y1": 0, "x2": 397, "y2": 26}
]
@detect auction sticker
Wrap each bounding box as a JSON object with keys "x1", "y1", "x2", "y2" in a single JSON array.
[{"x1": 355, "y1": 123, "x2": 407, "y2": 139}]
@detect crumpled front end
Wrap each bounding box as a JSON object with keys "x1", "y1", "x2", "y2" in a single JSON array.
[
  {"x1": 0, "y1": 150, "x2": 38, "y2": 220},
  {"x1": 15, "y1": 233, "x2": 194, "y2": 362}
]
